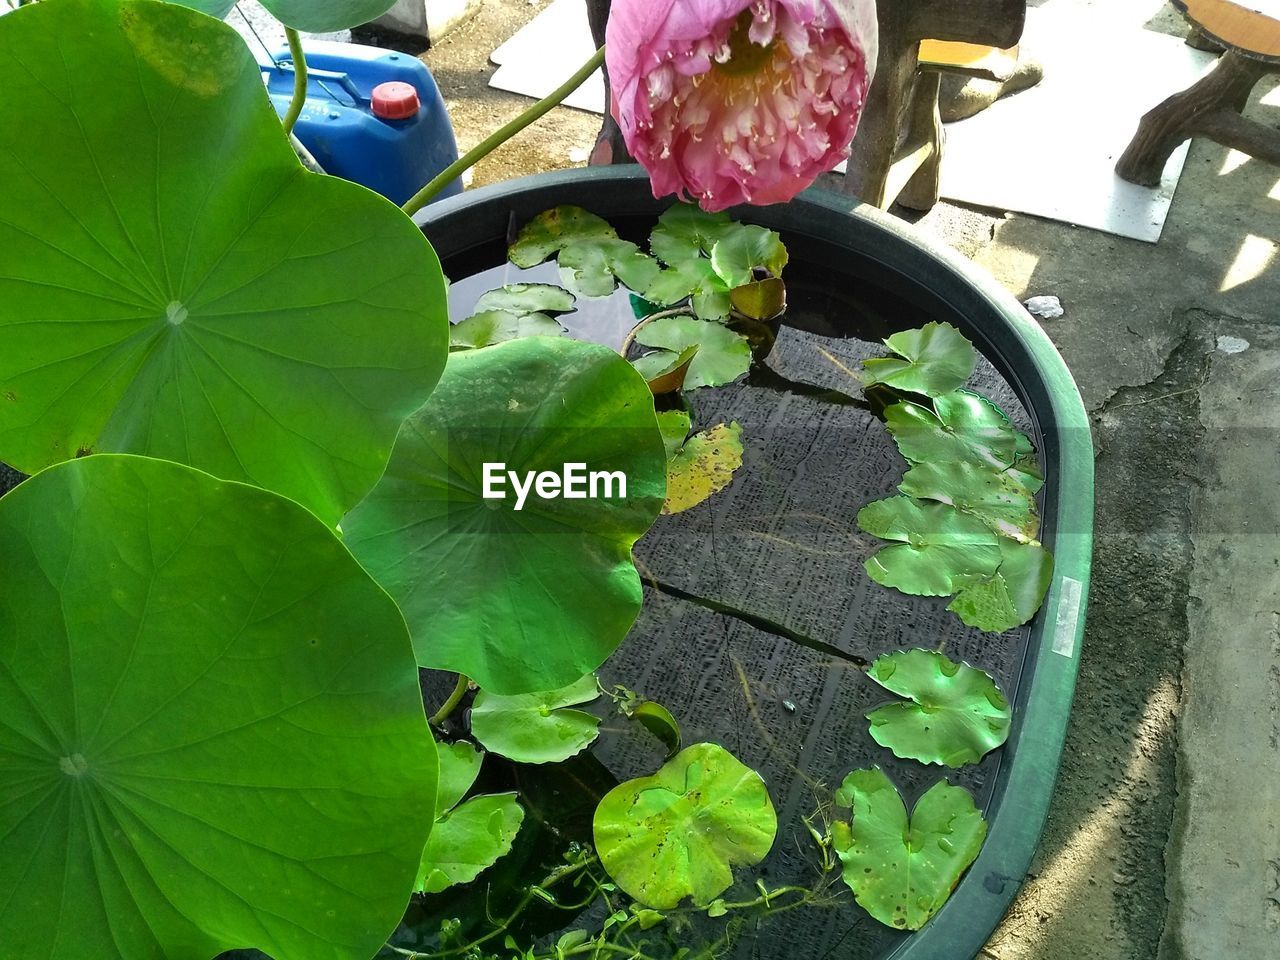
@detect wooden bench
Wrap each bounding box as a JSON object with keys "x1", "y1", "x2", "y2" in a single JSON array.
[{"x1": 1116, "y1": 0, "x2": 1280, "y2": 186}]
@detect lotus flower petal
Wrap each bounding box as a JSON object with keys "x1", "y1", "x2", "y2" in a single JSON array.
[{"x1": 606, "y1": 0, "x2": 878, "y2": 211}]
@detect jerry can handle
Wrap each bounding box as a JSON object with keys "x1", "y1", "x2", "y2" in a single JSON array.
[{"x1": 274, "y1": 60, "x2": 367, "y2": 106}]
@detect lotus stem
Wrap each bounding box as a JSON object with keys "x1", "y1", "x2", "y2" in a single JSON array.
[
  {"x1": 282, "y1": 27, "x2": 307, "y2": 134},
  {"x1": 401, "y1": 46, "x2": 607, "y2": 217},
  {"x1": 429, "y1": 673, "x2": 471, "y2": 727}
]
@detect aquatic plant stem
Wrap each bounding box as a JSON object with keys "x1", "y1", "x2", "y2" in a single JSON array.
[
  {"x1": 402, "y1": 46, "x2": 606, "y2": 216},
  {"x1": 429, "y1": 674, "x2": 471, "y2": 727},
  {"x1": 282, "y1": 27, "x2": 307, "y2": 134},
  {"x1": 618, "y1": 306, "x2": 697, "y2": 358}
]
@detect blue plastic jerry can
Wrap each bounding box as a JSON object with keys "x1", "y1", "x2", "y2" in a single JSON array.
[{"x1": 261, "y1": 41, "x2": 462, "y2": 206}]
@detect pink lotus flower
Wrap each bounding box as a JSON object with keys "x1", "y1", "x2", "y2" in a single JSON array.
[{"x1": 605, "y1": 0, "x2": 878, "y2": 211}]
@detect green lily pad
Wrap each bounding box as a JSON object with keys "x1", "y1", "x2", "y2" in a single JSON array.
[
  {"x1": 632, "y1": 344, "x2": 700, "y2": 394},
  {"x1": 664, "y1": 421, "x2": 745, "y2": 515},
  {"x1": 862, "y1": 322, "x2": 976, "y2": 397},
  {"x1": 833, "y1": 768, "x2": 987, "y2": 930},
  {"x1": 655, "y1": 409, "x2": 693, "y2": 459},
  {"x1": 865, "y1": 649, "x2": 1012, "y2": 767},
  {"x1": 709, "y1": 224, "x2": 788, "y2": 287},
  {"x1": 509, "y1": 206, "x2": 658, "y2": 298},
  {"x1": 1007, "y1": 430, "x2": 1046, "y2": 494},
  {"x1": 0, "y1": 0, "x2": 447, "y2": 527},
  {"x1": 418, "y1": 741, "x2": 524, "y2": 894},
  {"x1": 649, "y1": 203, "x2": 736, "y2": 264},
  {"x1": 343, "y1": 337, "x2": 666, "y2": 694},
  {"x1": 730, "y1": 277, "x2": 787, "y2": 321},
  {"x1": 178, "y1": 0, "x2": 399, "y2": 30},
  {"x1": 418, "y1": 793, "x2": 525, "y2": 894},
  {"x1": 885, "y1": 392, "x2": 1018, "y2": 468},
  {"x1": 472, "y1": 283, "x2": 576, "y2": 317},
  {"x1": 470, "y1": 674, "x2": 602, "y2": 764},
  {"x1": 644, "y1": 258, "x2": 732, "y2": 320},
  {"x1": 635, "y1": 316, "x2": 752, "y2": 389},
  {"x1": 857, "y1": 496, "x2": 1001, "y2": 597},
  {"x1": 593, "y1": 743, "x2": 778, "y2": 910},
  {"x1": 629, "y1": 701, "x2": 683, "y2": 760},
  {"x1": 899, "y1": 461, "x2": 1039, "y2": 543},
  {"x1": 948, "y1": 540, "x2": 1054, "y2": 632},
  {"x1": 449, "y1": 311, "x2": 564, "y2": 350},
  {"x1": 0, "y1": 454, "x2": 436, "y2": 960},
  {"x1": 435, "y1": 740, "x2": 485, "y2": 815}
]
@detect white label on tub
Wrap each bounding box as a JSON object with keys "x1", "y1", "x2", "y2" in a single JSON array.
[{"x1": 1052, "y1": 577, "x2": 1083, "y2": 658}]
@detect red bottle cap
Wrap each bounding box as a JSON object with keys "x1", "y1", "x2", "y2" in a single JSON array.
[{"x1": 371, "y1": 81, "x2": 420, "y2": 121}]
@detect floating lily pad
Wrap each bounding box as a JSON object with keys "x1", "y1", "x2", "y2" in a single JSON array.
[
  {"x1": 0, "y1": 455, "x2": 436, "y2": 960},
  {"x1": 629, "y1": 701, "x2": 683, "y2": 759},
  {"x1": 899, "y1": 461, "x2": 1039, "y2": 543},
  {"x1": 862, "y1": 322, "x2": 976, "y2": 397},
  {"x1": 635, "y1": 316, "x2": 752, "y2": 389},
  {"x1": 644, "y1": 258, "x2": 732, "y2": 320},
  {"x1": 709, "y1": 224, "x2": 788, "y2": 287},
  {"x1": 885, "y1": 392, "x2": 1018, "y2": 468},
  {"x1": 450, "y1": 311, "x2": 564, "y2": 350},
  {"x1": 509, "y1": 206, "x2": 658, "y2": 298},
  {"x1": 473, "y1": 283, "x2": 576, "y2": 317},
  {"x1": 435, "y1": 740, "x2": 485, "y2": 815},
  {"x1": 948, "y1": 540, "x2": 1054, "y2": 632},
  {"x1": 633, "y1": 344, "x2": 700, "y2": 394},
  {"x1": 470, "y1": 674, "x2": 602, "y2": 764},
  {"x1": 833, "y1": 768, "x2": 987, "y2": 930},
  {"x1": 417, "y1": 741, "x2": 524, "y2": 894},
  {"x1": 865, "y1": 649, "x2": 1012, "y2": 767},
  {"x1": 342, "y1": 337, "x2": 666, "y2": 694},
  {"x1": 857, "y1": 496, "x2": 1001, "y2": 597},
  {"x1": 649, "y1": 203, "x2": 736, "y2": 264},
  {"x1": 0, "y1": 0, "x2": 448, "y2": 526},
  {"x1": 730, "y1": 277, "x2": 787, "y2": 321},
  {"x1": 1007, "y1": 430, "x2": 1046, "y2": 494},
  {"x1": 655, "y1": 409, "x2": 693, "y2": 459},
  {"x1": 178, "y1": 0, "x2": 399, "y2": 31},
  {"x1": 664, "y1": 422, "x2": 745, "y2": 515},
  {"x1": 594, "y1": 743, "x2": 777, "y2": 910}
]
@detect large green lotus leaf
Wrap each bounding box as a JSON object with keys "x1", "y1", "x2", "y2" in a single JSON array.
[
  {"x1": 175, "y1": 0, "x2": 399, "y2": 30},
  {"x1": 857, "y1": 496, "x2": 1001, "y2": 596},
  {"x1": 635, "y1": 316, "x2": 752, "y2": 389},
  {"x1": 471, "y1": 674, "x2": 602, "y2": 764},
  {"x1": 864, "y1": 649, "x2": 1011, "y2": 767},
  {"x1": 833, "y1": 768, "x2": 986, "y2": 930},
  {"x1": 0, "y1": 455, "x2": 436, "y2": 960},
  {"x1": 509, "y1": 206, "x2": 658, "y2": 298},
  {"x1": 342, "y1": 337, "x2": 666, "y2": 694},
  {"x1": 948, "y1": 540, "x2": 1054, "y2": 632},
  {"x1": 709, "y1": 224, "x2": 788, "y2": 286},
  {"x1": 899, "y1": 461, "x2": 1039, "y2": 543},
  {"x1": 885, "y1": 392, "x2": 1018, "y2": 468},
  {"x1": 862, "y1": 322, "x2": 976, "y2": 397},
  {"x1": 649, "y1": 203, "x2": 736, "y2": 264},
  {"x1": 417, "y1": 793, "x2": 525, "y2": 894},
  {"x1": 593, "y1": 743, "x2": 777, "y2": 910},
  {"x1": 0, "y1": 0, "x2": 448, "y2": 527}
]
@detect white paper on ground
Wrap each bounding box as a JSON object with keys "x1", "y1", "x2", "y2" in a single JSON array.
[
  {"x1": 934, "y1": 5, "x2": 1217, "y2": 242},
  {"x1": 489, "y1": 0, "x2": 606, "y2": 112}
]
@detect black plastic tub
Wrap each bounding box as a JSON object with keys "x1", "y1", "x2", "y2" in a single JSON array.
[{"x1": 413, "y1": 166, "x2": 1094, "y2": 960}]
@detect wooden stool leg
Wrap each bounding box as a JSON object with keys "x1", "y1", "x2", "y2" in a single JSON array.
[
  {"x1": 898, "y1": 71, "x2": 944, "y2": 211},
  {"x1": 1116, "y1": 51, "x2": 1267, "y2": 187}
]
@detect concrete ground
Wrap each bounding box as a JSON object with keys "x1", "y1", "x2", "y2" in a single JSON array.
[{"x1": 413, "y1": 1, "x2": 1278, "y2": 957}]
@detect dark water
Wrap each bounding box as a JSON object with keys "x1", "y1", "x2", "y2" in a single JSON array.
[{"x1": 381, "y1": 241, "x2": 1040, "y2": 960}]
